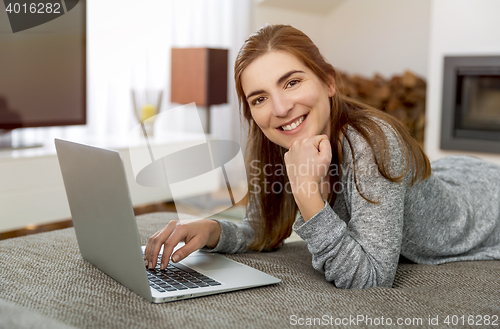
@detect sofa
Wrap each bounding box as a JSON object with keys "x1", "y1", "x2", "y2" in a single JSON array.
[{"x1": 1, "y1": 212, "x2": 499, "y2": 328}]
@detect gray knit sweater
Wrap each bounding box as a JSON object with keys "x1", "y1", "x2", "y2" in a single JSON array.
[{"x1": 207, "y1": 124, "x2": 500, "y2": 289}]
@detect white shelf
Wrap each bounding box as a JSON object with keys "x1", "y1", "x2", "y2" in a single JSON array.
[{"x1": 0, "y1": 132, "x2": 217, "y2": 233}]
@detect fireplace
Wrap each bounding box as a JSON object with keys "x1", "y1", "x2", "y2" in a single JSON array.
[{"x1": 441, "y1": 56, "x2": 500, "y2": 154}]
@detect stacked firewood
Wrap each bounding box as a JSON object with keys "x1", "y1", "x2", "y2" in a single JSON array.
[{"x1": 338, "y1": 70, "x2": 426, "y2": 146}]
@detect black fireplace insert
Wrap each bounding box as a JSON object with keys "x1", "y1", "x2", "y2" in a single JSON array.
[{"x1": 441, "y1": 56, "x2": 500, "y2": 154}]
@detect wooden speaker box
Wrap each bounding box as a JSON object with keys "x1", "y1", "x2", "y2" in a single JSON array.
[{"x1": 170, "y1": 48, "x2": 228, "y2": 106}]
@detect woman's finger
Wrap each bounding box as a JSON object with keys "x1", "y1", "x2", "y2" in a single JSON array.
[
  {"x1": 170, "y1": 234, "x2": 206, "y2": 265},
  {"x1": 145, "y1": 220, "x2": 177, "y2": 269},
  {"x1": 144, "y1": 230, "x2": 161, "y2": 265},
  {"x1": 319, "y1": 138, "x2": 332, "y2": 157},
  {"x1": 158, "y1": 222, "x2": 194, "y2": 269}
]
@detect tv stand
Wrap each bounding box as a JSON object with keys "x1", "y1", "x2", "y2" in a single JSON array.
[{"x1": 0, "y1": 130, "x2": 43, "y2": 150}]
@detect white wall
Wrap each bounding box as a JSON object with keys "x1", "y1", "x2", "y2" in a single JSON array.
[
  {"x1": 425, "y1": 0, "x2": 500, "y2": 164},
  {"x1": 323, "y1": 0, "x2": 431, "y2": 79},
  {"x1": 253, "y1": 5, "x2": 327, "y2": 54},
  {"x1": 253, "y1": 0, "x2": 431, "y2": 80}
]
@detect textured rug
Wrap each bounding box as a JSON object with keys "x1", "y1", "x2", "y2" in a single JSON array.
[{"x1": 0, "y1": 212, "x2": 499, "y2": 329}]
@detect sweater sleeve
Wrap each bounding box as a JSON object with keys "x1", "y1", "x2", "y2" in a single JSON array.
[
  {"x1": 293, "y1": 126, "x2": 409, "y2": 289},
  {"x1": 201, "y1": 217, "x2": 255, "y2": 254},
  {"x1": 201, "y1": 200, "x2": 259, "y2": 254}
]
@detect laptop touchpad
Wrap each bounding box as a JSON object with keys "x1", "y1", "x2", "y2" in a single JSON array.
[{"x1": 182, "y1": 254, "x2": 240, "y2": 271}]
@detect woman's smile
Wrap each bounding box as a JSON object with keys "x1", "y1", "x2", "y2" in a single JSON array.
[{"x1": 278, "y1": 114, "x2": 308, "y2": 134}]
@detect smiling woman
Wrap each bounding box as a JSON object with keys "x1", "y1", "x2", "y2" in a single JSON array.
[
  {"x1": 232, "y1": 24, "x2": 432, "y2": 252},
  {"x1": 144, "y1": 24, "x2": 500, "y2": 290}
]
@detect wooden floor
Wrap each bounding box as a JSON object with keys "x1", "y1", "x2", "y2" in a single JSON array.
[{"x1": 0, "y1": 201, "x2": 178, "y2": 241}]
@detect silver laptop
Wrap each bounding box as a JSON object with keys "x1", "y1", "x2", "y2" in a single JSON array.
[{"x1": 54, "y1": 138, "x2": 280, "y2": 303}]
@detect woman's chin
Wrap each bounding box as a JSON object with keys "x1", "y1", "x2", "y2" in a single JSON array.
[
  {"x1": 274, "y1": 140, "x2": 290, "y2": 150},
  {"x1": 266, "y1": 138, "x2": 290, "y2": 150},
  {"x1": 277, "y1": 138, "x2": 298, "y2": 150}
]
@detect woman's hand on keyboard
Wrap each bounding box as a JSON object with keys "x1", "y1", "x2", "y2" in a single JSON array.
[{"x1": 144, "y1": 219, "x2": 221, "y2": 270}]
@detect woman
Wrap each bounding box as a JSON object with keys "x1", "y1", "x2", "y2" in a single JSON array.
[{"x1": 144, "y1": 24, "x2": 500, "y2": 289}]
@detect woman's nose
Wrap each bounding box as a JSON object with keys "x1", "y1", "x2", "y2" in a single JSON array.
[{"x1": 271, "y1": 94, "x2": 293, "y2": 117}]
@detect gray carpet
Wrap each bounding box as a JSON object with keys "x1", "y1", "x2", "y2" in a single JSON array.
[{"x1": 0, "y1": 212, "x2": 499, "y2": 328}]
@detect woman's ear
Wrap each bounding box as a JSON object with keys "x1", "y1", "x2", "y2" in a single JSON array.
[{"x1": 327, "y1": 74, "x2": 336, "y2": 97}]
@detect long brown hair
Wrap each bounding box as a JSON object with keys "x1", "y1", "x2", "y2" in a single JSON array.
[{"x1": 235, "y1": 24, "x2": 431, "y2": 251}]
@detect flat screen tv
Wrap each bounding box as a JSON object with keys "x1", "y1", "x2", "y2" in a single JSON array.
[{"x1": 0, "y1": 0, "x2": 86, "y2": 132}]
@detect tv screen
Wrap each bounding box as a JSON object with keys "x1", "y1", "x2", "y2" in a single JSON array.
[{"x1": 0, "y1": 0, "x2": 86, "y2": 129}]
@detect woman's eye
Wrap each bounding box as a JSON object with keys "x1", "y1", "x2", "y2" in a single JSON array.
[
  {"x1": 286, "y1": 79, "x2": 300, "y2": 89},
  {"x1": 252, "y1": 96, "x2": 266, "y2": 105}
]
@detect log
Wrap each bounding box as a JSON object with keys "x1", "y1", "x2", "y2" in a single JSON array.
[{"x1": 338, "y1": 70, "x2": 426, "y2": 147}]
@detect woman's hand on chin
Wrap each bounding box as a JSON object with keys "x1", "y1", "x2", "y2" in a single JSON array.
[{"x1": 284, "y1": 135, "x2": 332, "y2": 221}]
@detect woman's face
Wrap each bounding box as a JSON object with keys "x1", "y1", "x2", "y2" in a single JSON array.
[{"x1": 241, "y1": 51, "x2": 335, "y2": 149}]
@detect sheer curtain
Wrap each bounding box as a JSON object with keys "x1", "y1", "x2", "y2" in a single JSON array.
[{"x1": 13, "y1": 0, "x2": 252, "y2": 149}]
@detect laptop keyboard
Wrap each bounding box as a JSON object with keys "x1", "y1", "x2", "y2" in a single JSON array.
[{"x1": 147, "y1": 261, "x2": 221, "y2": 293}]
